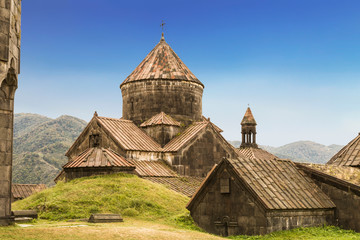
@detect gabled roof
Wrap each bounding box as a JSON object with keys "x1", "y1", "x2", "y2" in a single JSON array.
[
  {"x1": 12, "y1": 184, "x2": 46, "y2": 200},
  {"x1": 188, "y1": 157, "x2": 335, "y2": 211},
  {"x1": 97, "y1": 116, "x2": 162, "y2": 152},
  {"x1": 235, "y1": 147, "x2": 278, "y2": 161},
  {"x1": 121, "y1": 33, "x2": 203, "y2": 87},
  {"x1": 162, "y1": 119, "x2": 231, "y2": 152},
  {"x1": 64, "y1": 148, "x2": 135, "y2": 169},
  {"x1": 140, "y1": 112, "x2": 181, "y2": 127},
  {"x1": 241, "y1": 107, "x2": 257, "y2": 125},
  {"x1": 127, "y1": 159, "x2": 177, "y2": 177},
  {"x1": 327, "y1": 133, "x2": 360, "y2": 167}
]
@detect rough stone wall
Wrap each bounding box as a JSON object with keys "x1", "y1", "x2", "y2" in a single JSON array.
[
  {"x1": 0, "y1": 0, "x2": 20, "y2": 226},
  {"x1": 266, "y1": 210, "x2": 334, "y2": 233},
  {"x1": 142, "y1": 125, "x2": 180, "y2": 147},
  {"x1": 311, "y1": 179, "x2": 360, "y2": 232},
  {"x1": 189, "y1": 163, "x2": 268, "y2": 236},
  {"x1": 173, "y1": 127, "x2": 234, "y2": 177},
  {"x1": 121, "y1": 80, "x2": 203, "y2": 126},
  {"x1": 64, "y1": 167, "x2": 135, "y2": 182},
  {"x1": 125, "y1": 150, "x2": 162, "y2": 161}
]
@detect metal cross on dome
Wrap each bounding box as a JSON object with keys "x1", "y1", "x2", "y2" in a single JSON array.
[{"x1": 160, "y1": 20, "x2": 166, "y2": 32}]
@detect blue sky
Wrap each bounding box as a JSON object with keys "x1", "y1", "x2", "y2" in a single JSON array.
[{"x1": 18, "y1": 0, "x2": 360, "y2": 146}]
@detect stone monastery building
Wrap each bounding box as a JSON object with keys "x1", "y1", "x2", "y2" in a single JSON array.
[{"x1": 58, "y1": 33, "x2": 360, "y2": 236}]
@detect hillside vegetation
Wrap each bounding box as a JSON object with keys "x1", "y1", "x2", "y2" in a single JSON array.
[
  {"x1": 229, "y1": 140, "x2": 343, "y2": 164},
  {"x1": 12, "y1": 173, "x2": 193, "y2": 227},
  {"x1": 13, "y1": 113, "x2": 87, "y2": 185}
]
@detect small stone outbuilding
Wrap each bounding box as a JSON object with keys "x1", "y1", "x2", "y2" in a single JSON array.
[{"x1": 187, "y1": 157, "x2": 336, "y2": 236}]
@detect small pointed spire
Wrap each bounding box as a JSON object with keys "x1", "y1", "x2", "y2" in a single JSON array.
[
  {"x1": 241, "y1": 107, "x2": 257, "y2": 125},
  {"x1": 160, "y1": 32, "x2": 165, "y2": 42},
  {"x1": 94, "y1": 111, "x2": 98, "y2": 117}
]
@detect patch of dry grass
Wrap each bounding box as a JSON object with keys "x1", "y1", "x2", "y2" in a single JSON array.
[{"x1": 306, "y1": 164, "x2": 360, "y2": 185}]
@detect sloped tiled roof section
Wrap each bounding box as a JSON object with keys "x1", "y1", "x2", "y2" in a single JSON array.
[
  {"x1": 121, "y1": 34, "x2": 203, "y2": 87},
  {"x1": 229, "y1": 157, "x2": 335, "y2": 210},
  {"x1": 128, "y1": 159, "x2": 177, "y2": 177},
  {"x1": 241, "y1": 107, "x2": 257, "y2": 125},
  {"x1": 97, "y1": 116, "x2": 162, "y2": 152},
  {"x1": 12, "y1": 184, "x2": 46, "y2": 200},
  {"x1": 63, "y1": 148, "x2": 135, "y2": 169},
  {"x1": 235, "y1": 147, "x2": 278, "y2": 161},
  {"x1": 140, "y1": 112, "x2": 181, "y2": 127},
  {"x1": 144, "y1": 176, "x2": 204, "y2": 197},
  {"x1": 327, "y1": 133, "x2": 360, "y2": 167}
]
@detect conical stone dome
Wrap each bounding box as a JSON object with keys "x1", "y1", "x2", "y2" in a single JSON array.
[{"x1": 120, "y1": 34, "x2": 204, "y2": 125}]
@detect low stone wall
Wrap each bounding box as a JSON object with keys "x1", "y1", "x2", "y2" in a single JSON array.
[{"x1": 296, "y1": 163, "x2": 360, "y2": 232}]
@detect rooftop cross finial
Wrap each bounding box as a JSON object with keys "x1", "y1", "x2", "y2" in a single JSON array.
[{"x1": 160, "y1": 20, "x2": 166, "y2": 32}]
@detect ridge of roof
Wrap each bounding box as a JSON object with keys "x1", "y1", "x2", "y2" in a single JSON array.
[
  {"x1": 327, "y1": 133, "x2": 360, "y2": 167},
  {"x1": 241, "y1": 107, "x2": 257, "y2": 125},
  {"x1": 120, "y1": 34, "x2": 203, "y2": 87},
  {"x1": 236, "y1": 147, "x2": 278, "y2": 161},
  {"x1": 140, "y1": 112, "x2": 181, "y2": 127}
]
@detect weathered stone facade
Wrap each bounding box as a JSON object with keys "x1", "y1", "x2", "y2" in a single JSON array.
[
  {"x1": 64, "y1": 167, "x2": 136, "y2": 182},
  {"x1": 142, "y1": 124, "x2": 180, "y2": 147},
  {"x1": 0, "y1": 0, "x2": 21, "y2": 226},
  {"x1": 121, "y1": 80, "x2": 203, "y2": 125}
]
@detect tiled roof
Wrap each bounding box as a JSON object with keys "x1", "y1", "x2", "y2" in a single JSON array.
[
  {"x1": 12, "y1": 184, "x2": 46, "y2": 200},
  {"x1": 327, "y1": 133, "x2": 360, "y2": 167},
  {"x1": 121, "y1": 33, "x2": 203, "y2": 87},
  {"x1": 97, "y1": 116, "x2": 162, "y2": 152},
  {"x1": 144, "y1": 176, "x2": 204, "y2": 197},
  {"x1": 202, "y1": 116, "x2": 223, "y2": 132},
  {"x1": 140, "y1": 112, "x2": 180, "y2": 127},
  {"x1": 228, "y1": 157, "x2": 335, "y2": 210},
  {"x1": 235, "y1": 147, "x2": 278, "y2": 161},
  {"x1": 63, "y1": 148, "x2": 135, "y2": 169},
  {"x1": 241, "y1": 107, "x2": 257, "y2": 125},
  {"x1": 128, "y1": 159, "x2": 177, "y2": 177}
]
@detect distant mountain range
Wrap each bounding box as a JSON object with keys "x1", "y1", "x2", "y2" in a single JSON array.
[
  {"x1": 228, "y1": 141, "x2": 343, "y2": 164},
  {"x1": 12, "y1": 113, "x2": 344, "y2": 186},
  {"x1": 13, "y1": 113, "x2": 87, "y2": 186}
]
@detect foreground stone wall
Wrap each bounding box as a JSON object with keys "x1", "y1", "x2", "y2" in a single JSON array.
[
  {"x1": 121, "y1": 80, "x2": 203, "y2": 126},
  {"x1": 0, "y1": 0, "x2": 21, "y2": 226}
]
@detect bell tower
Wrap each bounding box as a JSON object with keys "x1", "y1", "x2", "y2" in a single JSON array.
[{"x1": 240, "y1": 107, "x2": 258, "y2": 148}]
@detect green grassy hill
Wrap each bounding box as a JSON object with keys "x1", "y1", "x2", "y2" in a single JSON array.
[
  {"x1": 12, "y1": 173, "x2": 193, "y2": 227},
  {"x1": 13, "y1": 113, "x2": 87, "y2": 185}
]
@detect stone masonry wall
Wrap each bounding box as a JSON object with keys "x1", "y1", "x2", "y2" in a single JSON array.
[
  {"x1": 0, "y1": 0, "x2": 20, "y2": 226},
  {"x1": 121, "y1": 80, "x2": 203, "y2": 126},
  {"x1": 189, "y1": 163, "x2": 268, "y2": 236},
  {"x1": 173, "y1": 127, "x2": 234, "y2": 177},
  {"x1": 312, "y1": 179, "x2": 360, "y2": 232},
  {"x1": 142, "y1": 124, "x2": 180, "y2": 147}
]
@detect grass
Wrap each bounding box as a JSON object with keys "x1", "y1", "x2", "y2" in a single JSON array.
[{"x1": 12, "y1": 173, "x2": 193, "y2": 228}]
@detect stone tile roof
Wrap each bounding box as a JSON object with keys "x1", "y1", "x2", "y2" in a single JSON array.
[
  {"x1": 235, "y1": 147, "x2": 278, "y2": 161},
  {"x1": 12, "y1": 184, "x2": 46, "y2": 200},
  {"x1": 241, "y1": 107, "x2": 257, "y2": 125},
  {"x1": 228, "y1": 157, "x2": 335, "y2": 209},
  {"x1": 121, "y1": 33, "x2": 203, "y2": 87},
  {"x1": 140, "y1": 112, "x2": 180, "y2": 127},
  {"x1": 97, "y1": 116, "x2": 162, "y2": 152},
  {"x1": 128, "y1": 159, "x2": 177, "y2": 177},
  {"x1": 163, "y1": 119, "x2": 229, "y2": 152},
  {"x1": 63, "y1": 148, "x2": 135, "y2": 169},
  {"x1": 144, "y1": 176, "x2": 204, "y2": 197},
  {"x1": 327, "y1": 133, "x2": 360, "y2": 167}
]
